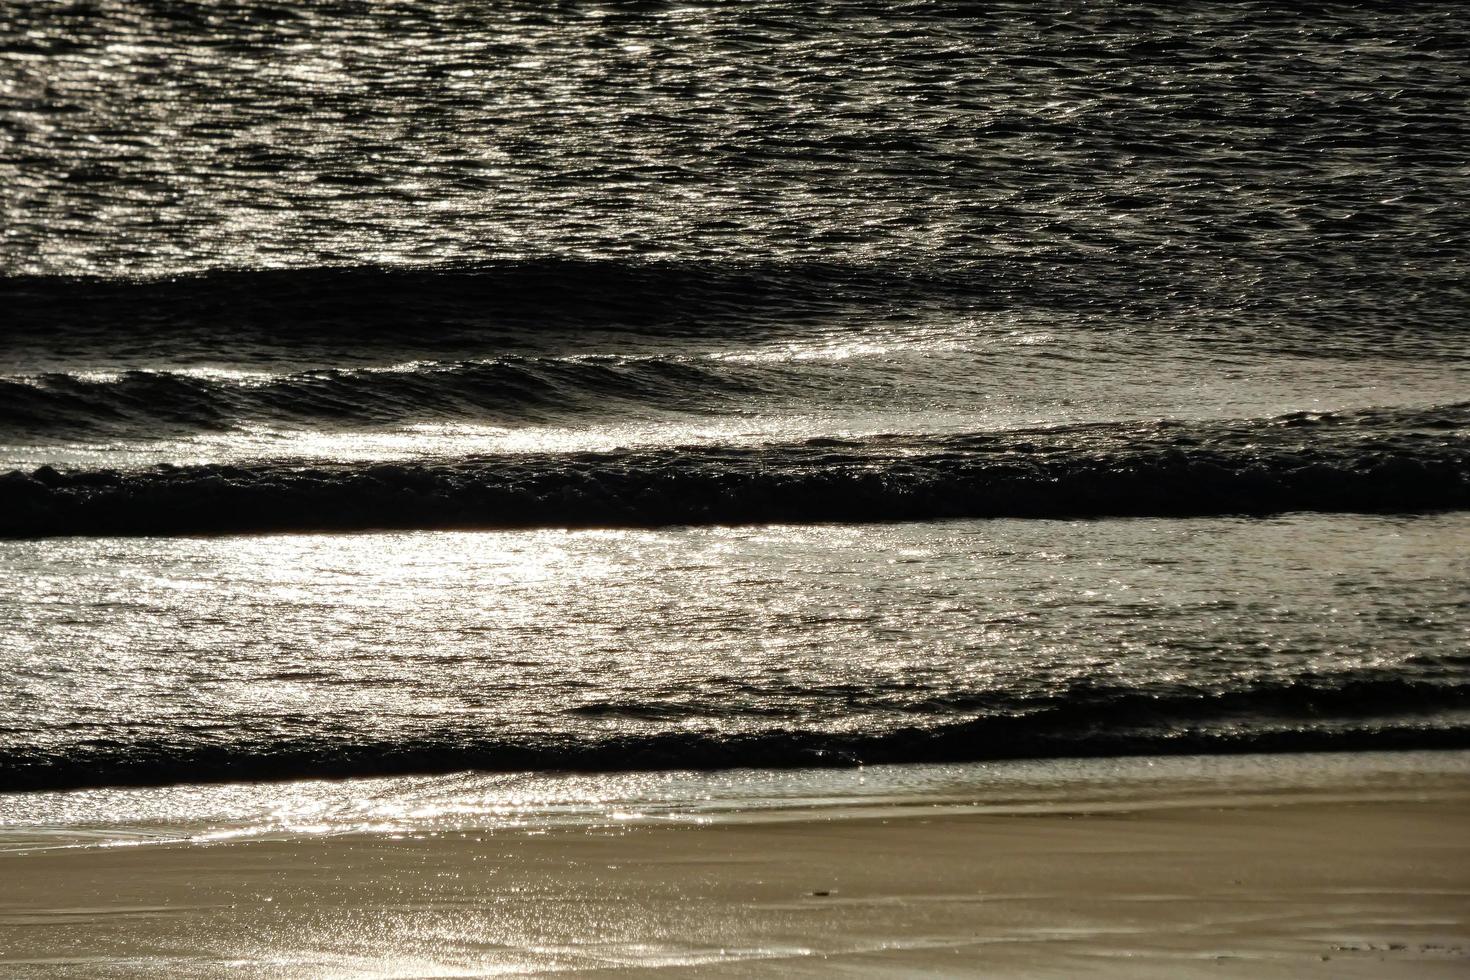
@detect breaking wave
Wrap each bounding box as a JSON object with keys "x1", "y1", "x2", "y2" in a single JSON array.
[
  {"x1": 0, "y1": 356, "x2": 786, "y2": 438},
  {"x1": 4, "y1": 403, "x2": 1466, "y2": 538}
]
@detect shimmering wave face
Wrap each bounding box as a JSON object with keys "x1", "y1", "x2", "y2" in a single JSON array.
[{"x1": 4, "y1": 1, "x2": 1467, "y2": 294}]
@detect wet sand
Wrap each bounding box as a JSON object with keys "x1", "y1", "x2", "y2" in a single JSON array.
[{"x1": 2, "y1": 779, "x2": 1468, "y2": 977}]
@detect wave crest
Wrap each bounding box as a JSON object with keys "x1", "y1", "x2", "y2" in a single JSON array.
[
  {"x1": 4, "y1": 404, "x2": 1466, "y2": 538},
  {"x1": 3, "y1": 672, "x2": 1465, "y2": 792},
  {"x1": 0, "y1": 356, "x2": 775, "y2": 437}
]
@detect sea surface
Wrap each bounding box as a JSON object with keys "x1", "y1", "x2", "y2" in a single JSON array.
[{"x1": 2, "y1": 2, "x2": 1468, "y2": 794}]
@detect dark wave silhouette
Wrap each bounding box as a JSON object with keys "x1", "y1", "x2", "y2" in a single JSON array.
[
  {"x1": 6, "y1": 257, "x2": 1466, "y2": 347},
  {"x1": 0, "y1": 259, "x2": 967, "y2": 339},
  {"x1": 4, "y1": 404, "x2": 1466, "y2": 538}
]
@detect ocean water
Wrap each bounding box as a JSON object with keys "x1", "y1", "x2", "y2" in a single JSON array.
[{"x1": 2, "y1": 2, "x2": 1468, "y2": 794}]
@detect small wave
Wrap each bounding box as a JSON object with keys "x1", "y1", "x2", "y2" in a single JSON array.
[
  {"x1": 0, "y1": 357, "x2": 781, "y2": 438},
  {"x1": 2, "y1": 672, "x2": 1465, "y2": 792},
  {"x1": 2, "y1": 404, "x2": 1466, "y2": 538}
]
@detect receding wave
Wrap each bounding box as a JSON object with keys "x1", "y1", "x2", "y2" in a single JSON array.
[
  {"x1": 0, "y1": 357, "x2": 782, "y2": 438},
  {"x1": 3, "y1": 404, "x2": 1466, "y2": 538},
  {"x1": 2, "y1": 674, "x2": 1465, "y2": 792}
]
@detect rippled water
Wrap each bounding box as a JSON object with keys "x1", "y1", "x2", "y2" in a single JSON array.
[
  {"x1": 2, "y1": 3, "x2": 1468, "y2": 791},
  {"x1": 6, "y1": 3, "x2": 1468, "y2": 284}
]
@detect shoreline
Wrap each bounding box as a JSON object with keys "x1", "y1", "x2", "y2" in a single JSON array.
[
  {"x1": 2, "y1": 751, "x2": 1468, "y2": 977},
  {"x1": 9, "y1": 728, "x2": 1470, "y2": 797},
  {"x1": 5, "y1": 748, "x2": 1468, "y2": 848}
]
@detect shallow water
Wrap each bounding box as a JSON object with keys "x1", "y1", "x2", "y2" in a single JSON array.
[
  {"x1": 3, "y1": 515, "x2": 1467, "y2": 790},
  {"x1": 4, "y1": 750, "x2": 1467, "y2": 851}
]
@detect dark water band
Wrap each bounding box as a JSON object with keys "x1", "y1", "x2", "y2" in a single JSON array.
[{"x1": 5, "y1": 403, "x2": 1468, "y2": 538}]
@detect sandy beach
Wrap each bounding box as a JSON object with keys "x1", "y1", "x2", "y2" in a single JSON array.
[{"x1": 2, "y1": 755, "x2": 1467, "y2": 978}]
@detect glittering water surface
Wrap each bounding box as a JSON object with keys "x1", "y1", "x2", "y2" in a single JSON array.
[
  {"x1": 2, "y1": 3, "x2": 1468, "y2": 793},
  {"x1": 3, "y1": 515, "x2": 1467, "y2": 789},
  {"x1": 6, "y1": 2, "x2": 1467, "y2": 282}
]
